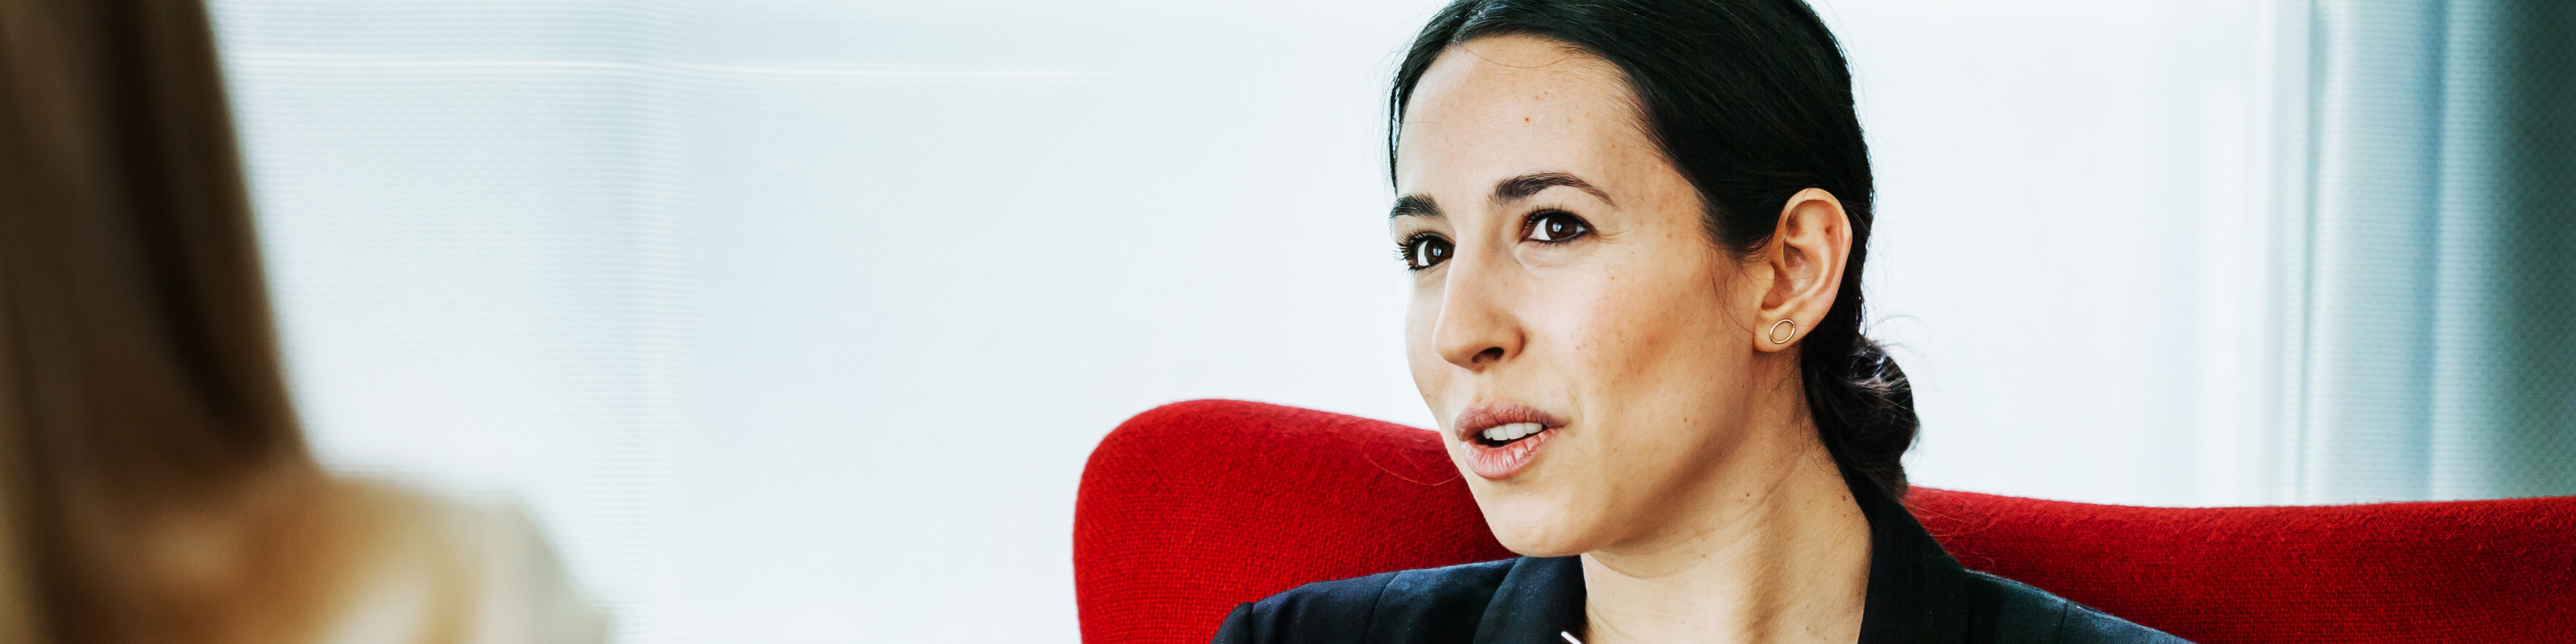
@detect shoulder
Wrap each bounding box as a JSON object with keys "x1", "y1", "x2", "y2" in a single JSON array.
[
  {"x1": 1964, "y1": 571, "x2": 2193, "y2": 644},
  {"x1": 1209, "y1": 559, "x2": 1519, "y2": 644},
  {"x1": 315, "y1": 480, "x2": 611, "y2": 644}
]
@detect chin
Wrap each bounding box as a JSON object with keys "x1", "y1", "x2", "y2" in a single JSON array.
[{"x1": 1472, "y1": 486, "x2": 1599, "y2": 557}]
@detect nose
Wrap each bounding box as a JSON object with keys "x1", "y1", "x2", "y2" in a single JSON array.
[{"x1": 1432, "y1": 250, "x2": 1525, "y2": 372}]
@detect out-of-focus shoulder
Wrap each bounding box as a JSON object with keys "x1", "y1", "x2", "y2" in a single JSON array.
[{"x1": 313, "y1": 480, "x2": 612, "y2": 644}]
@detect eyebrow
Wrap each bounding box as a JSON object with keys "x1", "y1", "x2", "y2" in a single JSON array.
[
  {"x1": 1493, "y1": 171, "x2": 1612, "y2": 205},
  {"x1": 1390, "y1": 194, "x2": 1442, "y2": 219},
  {"x1": 1388, "y1": 171, "x2": 1611, "y2": 220}
]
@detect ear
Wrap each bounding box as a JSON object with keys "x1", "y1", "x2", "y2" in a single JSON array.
[{"x1": 1752, "y1": 188, "x2": 1852, "y2": 353}]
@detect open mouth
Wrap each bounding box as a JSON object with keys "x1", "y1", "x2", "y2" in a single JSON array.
[
  {"x1": 1472, "y1": 422, "x2": 1550, "y2": 448},
  {"x1": 1454, "y1": 401, "x2": 1564, "y2": 480}
]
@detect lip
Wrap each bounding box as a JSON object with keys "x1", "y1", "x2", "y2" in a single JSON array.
[{"x1": 1452, "y1": 400, "x2": 1566, "y2": 480}]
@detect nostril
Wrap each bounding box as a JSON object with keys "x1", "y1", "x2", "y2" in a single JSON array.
[{"x1": 1474, "y1": 347, "x2": 1505, "y2": 363}]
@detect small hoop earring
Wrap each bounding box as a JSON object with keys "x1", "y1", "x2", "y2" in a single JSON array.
[{"x1": 1767, "y1": 319, "x2": 1796, "y2": 345}]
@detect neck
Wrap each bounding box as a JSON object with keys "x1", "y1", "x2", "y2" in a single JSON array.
[{"x1": 1576, "y1": 427, "x2": 1872, "y2": 644}]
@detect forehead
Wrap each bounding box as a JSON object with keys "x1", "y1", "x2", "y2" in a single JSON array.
[{"x1": 1395, "y1": 35, "x2": 1652, "y2": 196}]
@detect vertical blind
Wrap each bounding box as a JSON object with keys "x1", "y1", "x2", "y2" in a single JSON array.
[{"x1": 2286, "y1": 0, "x2": 2576, "y2": 502}]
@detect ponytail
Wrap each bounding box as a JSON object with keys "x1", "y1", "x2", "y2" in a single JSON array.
[{"x1": 1802, "y1": 335, "x2": 1917, "y2": 501}]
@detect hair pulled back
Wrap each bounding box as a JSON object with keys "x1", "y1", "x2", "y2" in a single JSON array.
[{"x1": 1389, "y1": 0, "x2": 1919, "y2": 500}]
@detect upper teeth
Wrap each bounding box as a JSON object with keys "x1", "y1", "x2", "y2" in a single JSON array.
[{"x1": 1480, "y1": 423, "x2": 1544, "y2": 442}]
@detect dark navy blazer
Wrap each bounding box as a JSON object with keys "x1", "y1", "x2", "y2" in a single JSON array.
[{"x1": 1210, "y1": 479, "x2": 2191, "y2": 644}]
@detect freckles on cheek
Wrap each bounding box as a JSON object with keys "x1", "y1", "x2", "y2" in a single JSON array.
[{"x1": 1558, "y1": 289, "x2": 1658, "y2": 379}]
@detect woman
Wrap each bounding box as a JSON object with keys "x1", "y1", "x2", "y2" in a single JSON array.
[
  {"x1": 0, "y1": 1, "x2": 606, "y2": 642},
  {"x1": 1212, "y1": 1, "x2": 2187, "y2": 643}
]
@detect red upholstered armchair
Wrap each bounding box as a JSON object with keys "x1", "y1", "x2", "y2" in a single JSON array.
[{"x1": 1075, "y1": 400, "x2": 2576, "y2": 644}]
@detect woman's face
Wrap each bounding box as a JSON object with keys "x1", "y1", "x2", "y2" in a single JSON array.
[{"x1": 1393, "y1": 35, "x2": 1783, "y2": 556}]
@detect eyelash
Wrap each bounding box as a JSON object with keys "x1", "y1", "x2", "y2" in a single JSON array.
[
  {"x1": 1395, "y1": 210, "x2": 1593, "y2": 272},
  {"x1": 1397, "y1": 231, "x2": 1450, "y2": 272},
  {"x1": 1523, "y1": 210, "x2": 1593, "y2": 244}
]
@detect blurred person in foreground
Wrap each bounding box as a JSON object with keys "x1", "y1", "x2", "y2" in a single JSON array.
[{"x1": 0, "y1": 1, "x2": 607, "y2": 643}]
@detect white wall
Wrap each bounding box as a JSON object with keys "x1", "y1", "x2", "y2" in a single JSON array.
[
  {"x1": 213, "y1": 1, "x2": 2294, "y2": 643},
  {"x1": 1826, "y1": 0, "x2": 2291, "y2": 506}
]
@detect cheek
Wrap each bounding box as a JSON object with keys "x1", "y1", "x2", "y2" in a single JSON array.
[
  {"x1": 1552, "y1": 258, "x2": 1750, "y2": 456},
  {"x1": 1538, "y1": 272, "x2": 1719, "y2": 389},
  {"x1": 1403, "y1": 292, "x2": 1450, "y2": 400}
]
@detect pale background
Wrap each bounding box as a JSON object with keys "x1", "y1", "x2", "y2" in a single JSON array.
[{"x1": 206, "y1": 1, "x2": 2560, "y2": 643}]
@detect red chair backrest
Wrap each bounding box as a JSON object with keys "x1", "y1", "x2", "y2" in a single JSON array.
[{"x1": 1075, "y1": 399, "x2": 2576, "y2": 644}]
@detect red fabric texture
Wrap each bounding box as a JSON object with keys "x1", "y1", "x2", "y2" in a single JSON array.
[{"x1": 1075, "y1": 399, "x2": 2576, "y2": 644}]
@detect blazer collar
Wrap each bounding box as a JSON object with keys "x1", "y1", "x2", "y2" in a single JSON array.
[
  {"x1": 1470, "y1": 478, "x2": 1970, "y2": 644},
  {"x1": 1853, "y1": 478, "x2": 1974, "y2": 644}
]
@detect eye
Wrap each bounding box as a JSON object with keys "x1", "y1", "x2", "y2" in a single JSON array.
[
  {"x1": 1526, "y1": 210, "x2": 1592, "y2": 243},
  {"x1": 1400, "y1": 233, "x2": 1454, "y2": 271}
]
